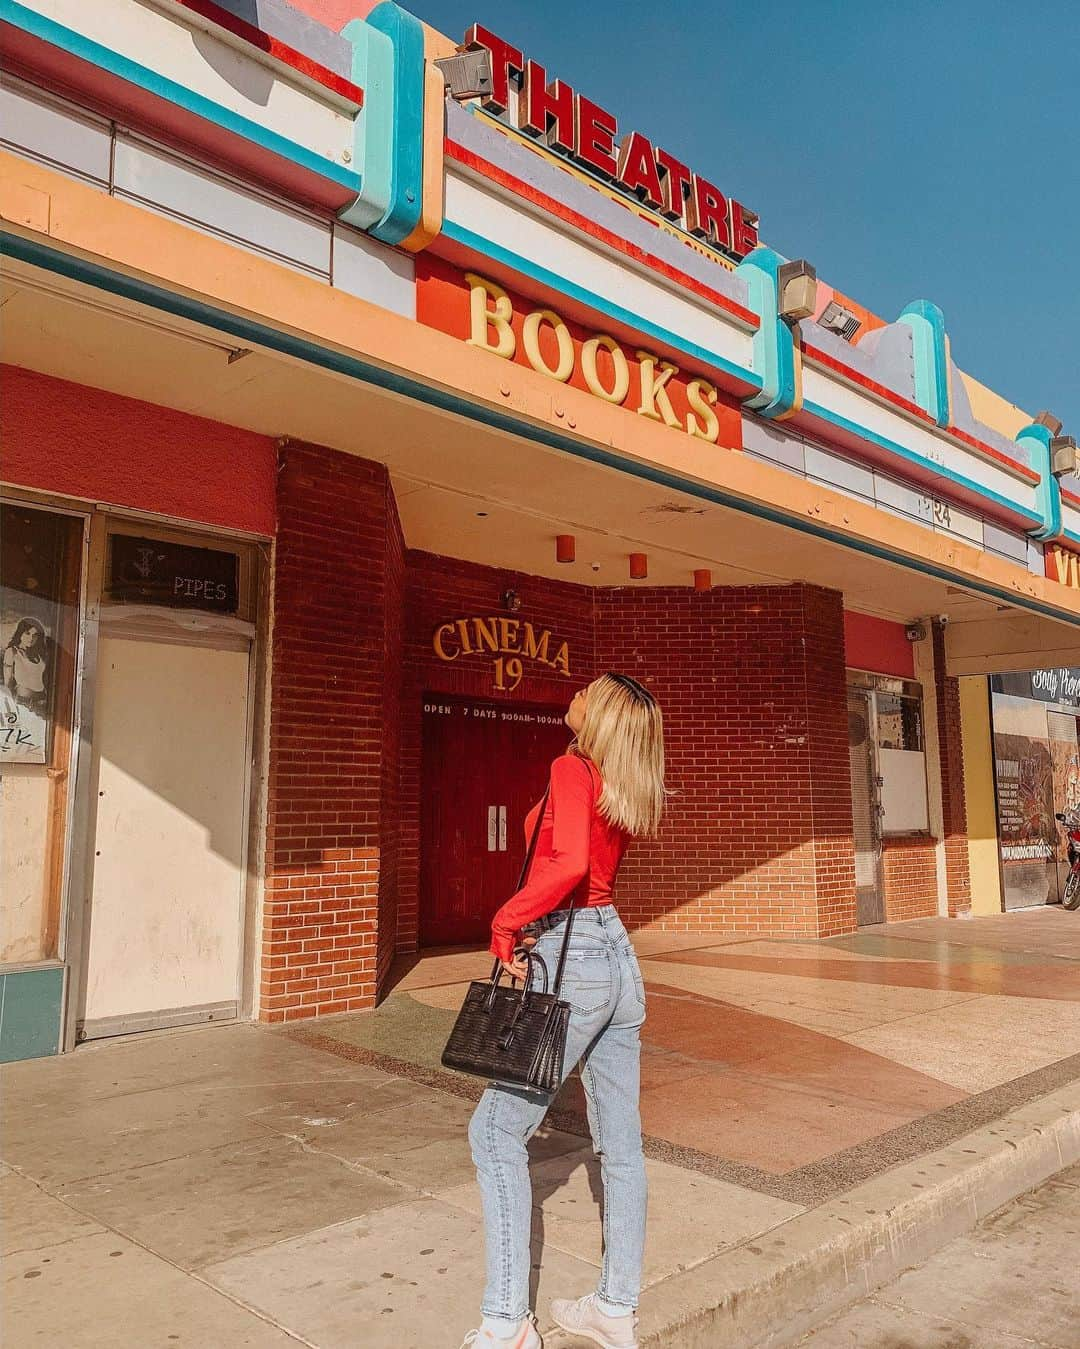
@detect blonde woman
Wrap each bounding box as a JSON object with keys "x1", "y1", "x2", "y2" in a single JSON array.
[{"x1": 462, "y1": 673, "x2": 665, "y2": 1349}]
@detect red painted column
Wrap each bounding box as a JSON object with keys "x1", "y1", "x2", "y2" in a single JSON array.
[{"x1": 262, "y1": 440, "x2": 404, "y2": 1021}]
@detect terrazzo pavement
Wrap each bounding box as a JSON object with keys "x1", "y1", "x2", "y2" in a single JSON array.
[{"x1": 3, "y1": 911, "x2": 1079, "y2": 1346}]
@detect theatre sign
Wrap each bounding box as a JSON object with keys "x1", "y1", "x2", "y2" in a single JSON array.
[{"x1": 463, "y1": 24, "x2": 760, "y2": 262}]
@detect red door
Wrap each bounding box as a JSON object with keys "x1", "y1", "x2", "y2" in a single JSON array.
[{"x1": 420, "y1": 695, "x2": 572, "y2": 946}]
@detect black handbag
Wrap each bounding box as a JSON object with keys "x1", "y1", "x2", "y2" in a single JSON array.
[{"x1": 441, "y1": 787, "x2": 582, "y2": 1093}]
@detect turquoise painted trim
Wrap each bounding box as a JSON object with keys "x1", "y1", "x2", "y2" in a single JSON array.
[
  {"x1": 441, "y1": 218, "x2": 761, "y2": 390},
  {"x1": 1018, "y1": 423, "x2": 1063, "y2": 542},
  {"x1": 339, "y1": 19, "x2": 394, "y2": 231},
  {"x1": 898, "y1": 300, "x2": 950, "y2": 428},
  {"x1": 339, "y1": 5, "x2": 424, "y2": 244},
  {"x1": 365, "y1": 2, "x2": 424, "y2": 245},
  {"x1": 6, "y1": 232, "x2": 1075, "y2": 630},
  {"x1": 0, "y1": 0, "x2": 362, "y2": 195},
  {"x1": 736, "y1": 247, "x2": 797, "y2": 418},
  {"x1": 0, "y1": 966, "x2": 63, "y2": 1062},
  {"x1": 448, "y1": 221, "x2": 1037, "y2": 529},
  {"x1": 804, "y1": 399, "x2": 1041, "y2": 527}
]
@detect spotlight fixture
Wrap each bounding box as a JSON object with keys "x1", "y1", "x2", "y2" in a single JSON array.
[
  {"x1": 433, "y1": 48, "x2": 493, "y2": 101},
  {"x1": 1051, "y1": 435, "x2": 1078, "y2": 478},
  {"x1": 817, "y1": 300, "x2": 861, "y2": 341},
  {"x1": 777, "y1": 259, "x2": 817, "y2": 322},
  {"x1": 1035, "y1": 410, "x2": 1064, "y2": 435},
  {"x1": 501, "y1": 588, "x2": 522, "y2": 613}
]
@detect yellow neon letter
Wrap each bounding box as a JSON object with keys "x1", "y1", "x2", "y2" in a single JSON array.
[
  {"x1": 581, "y1": 334, "x2": 630, "y2": 404},
  {"x1": 522, "y1": 309, "x2": 574, "y2": 382},
  {"x1": 636, "y1": 351, "x2": 681, "y2": 428},
  {"x1": 465, "y1": 273, "x2": 516, "y2": 359}
]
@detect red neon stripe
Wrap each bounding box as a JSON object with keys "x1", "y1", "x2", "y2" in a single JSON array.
[
  {"x1": 802, "y1": 342, "x2": 1040, "y2": 485},
  {"x1": 1062, "y1": 487, "x2": 1080, "y2": 508},
  {"x1": 166, "y1": 0, "x2": 363, "y2": 106},
  {"x1": 446, "y1": 139, "x2": 760, "y2": 331}
]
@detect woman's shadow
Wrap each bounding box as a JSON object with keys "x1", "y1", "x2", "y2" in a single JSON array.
[{"x1": 526, "y1": 1069, "x2": 605, "y2": 1310}]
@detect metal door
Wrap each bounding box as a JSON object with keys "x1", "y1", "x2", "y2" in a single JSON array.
[
  {"x1": 80, "y1": 629, "x2": 252, "y2": 1037},
  {"x1": 847, "y1": 687, "x2": 884, "y2": 925}
]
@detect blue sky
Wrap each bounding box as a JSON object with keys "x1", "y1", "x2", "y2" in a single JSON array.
[{"x1": 413, "y1": 0, "x2": 1079, "y2": 433}]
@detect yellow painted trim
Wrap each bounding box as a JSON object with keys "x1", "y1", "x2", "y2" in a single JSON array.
[
  {"x1": 959, "y1": 675, "x2": 1004, "y2": 915},
  {"x1": 2, "y1": 150, "x2": 1079, "y2": 629},
  {"x1": 399, "y1": 25, "x2": 446, "y2": 253}
]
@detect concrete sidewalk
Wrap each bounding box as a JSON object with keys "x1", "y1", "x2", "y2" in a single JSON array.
[{"x1": 4, "y1": 912, "x2": 1080, "y2": 1347}]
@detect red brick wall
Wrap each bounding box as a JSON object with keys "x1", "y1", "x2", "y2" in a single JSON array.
[
  {"x1": 933, "y1": 622, "x2": 972, "y2": 917},
  {"x1": 594, "y1": 583, "x2": 856, "y2": 936},
  {"x1": 882, "y1": 837, "x2": 939, "y2": 921},
  {"x1": 398, "y1": 552, "x2": 596, "y2": 951},
  {"x1": 261, "y1": 441, "x2": 401, "y2": 1021},
  {"x1": 1, "y1": 365, "x2": 276, "y2": 535}
]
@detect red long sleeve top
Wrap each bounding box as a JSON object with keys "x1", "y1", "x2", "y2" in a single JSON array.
[{"x1": 489, "y1": 753, "x2": 630, "y2": 962}]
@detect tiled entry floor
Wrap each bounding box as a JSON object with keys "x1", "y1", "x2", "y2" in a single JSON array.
[
  {"x1": 295, "y1": 909, "x2": 1080, "y2": 1206},
  {"x1": 4, "y1": 910, "x2": 1080, "y2": 1347}
]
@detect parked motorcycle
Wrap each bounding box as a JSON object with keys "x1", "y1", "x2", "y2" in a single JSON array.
[{"x1": 1055, "y1": 808, "x2": 1080, "y2": 910}]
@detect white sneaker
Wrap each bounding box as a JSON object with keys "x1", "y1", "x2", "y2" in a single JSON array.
[
  {"x1": 459, "y1": 1315, "x2": 543, "y2": 1348},
  {"x1": 550, "y1": 1292, "x2": 638, "y2": 1349}
]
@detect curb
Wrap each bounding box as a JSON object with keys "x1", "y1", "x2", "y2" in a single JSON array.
[{"x1": 545, "y1": 1079, "x2": 1080, "y2": 1349}]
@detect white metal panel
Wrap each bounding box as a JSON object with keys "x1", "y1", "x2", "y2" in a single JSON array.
[
  {"x1": 880, "y1": 747, "x2": 930, "y2": 833},
  {"x1": 445, "y1": 170, "x2": 757, "y2": 376},
  {"x1": 802, "y1": 365, "x2": 1039, "y2": 521},
  {"x1": 114, "y1": 134, "x2": 332, "y2": 276},
  {"x1": 333, "y1": 224, "x2": 416, "y2": 317},
  {"x1": 23, "y1": 0, "x2": 356, "y2": 161},
  {"x1": 83, "y1": 634, "x2": 250, "y2": 1023},
  {"x1": 0, "y1": 75, "x2": 111, "y2": 185}
]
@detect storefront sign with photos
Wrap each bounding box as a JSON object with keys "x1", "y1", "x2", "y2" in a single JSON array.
[
  {"x1": 462, "y1": 24, "x2": 760, "y2": 263},
  {"x1": 107, "y1": 535, "x2": 240, "y2": 614},
  {"x1": 433, "y1": 615, "x2": 570, "y2": 691}
]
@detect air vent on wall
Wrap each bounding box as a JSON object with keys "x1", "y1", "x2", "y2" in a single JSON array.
[{"x1": 817, "y1": 301, "x2": 862, "y2": 342}]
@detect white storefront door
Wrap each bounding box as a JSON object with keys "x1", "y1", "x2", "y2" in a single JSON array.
[{"x1": 81, "y1": 628, "x2": 251, "y2": 1037}]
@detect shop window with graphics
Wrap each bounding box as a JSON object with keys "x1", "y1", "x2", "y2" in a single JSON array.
[
  {"x1": 1, "y1": 501, "x2": 84, "y2": 963},
  {"x1": 849, "y1": 673, "x2": 930, "y2": 835}
]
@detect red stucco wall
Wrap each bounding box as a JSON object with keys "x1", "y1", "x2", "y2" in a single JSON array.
[{"x1": 1, "y1": 366, "x2": 276, "y2": 536}]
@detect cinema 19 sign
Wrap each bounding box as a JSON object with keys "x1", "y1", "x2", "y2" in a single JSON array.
[
  {"x1": 464, "y1": 24, "x2": 760, "y2": 262},
  {"x1": 434, "y1": 616, "x2": 570, "y2": 691}
]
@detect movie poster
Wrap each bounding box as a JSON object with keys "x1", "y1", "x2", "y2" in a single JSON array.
[
  {"x1": 0, "y1": 505, "x2": 73, "y2": 764},
  {"x1": 993, "y1": 731, "x2": 1055, "y2": 863}
]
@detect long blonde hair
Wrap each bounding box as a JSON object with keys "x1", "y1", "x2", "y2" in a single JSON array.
[{"x1": 575, "y1": 672, "x2": 666, "y2": 837}]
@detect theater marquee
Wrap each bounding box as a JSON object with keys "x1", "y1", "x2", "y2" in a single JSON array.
[{"x1": 463, "y1": 24, "x2": 760, "y2": 263}]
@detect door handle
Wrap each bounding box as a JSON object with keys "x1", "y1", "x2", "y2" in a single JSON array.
[
  {"x1": 487, "y1": 805, "x2": 497, "y2": 852},
  {"x1": 498, "y1": 805, "x2": 507, "y2": 852}
]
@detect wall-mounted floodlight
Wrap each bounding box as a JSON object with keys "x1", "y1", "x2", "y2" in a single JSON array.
[
  {"x1": 434, "y1": 48, "x2": 493, "y2": 101},
  {"x1": 1051, "y1": 435, "x2": 1078, "y2": 478},
  {"x1": 817, "y1": 300, "x2": 861, "y2": 341},
  {"x1": 777, "y1": 259, "x2": 817, "y2": 322},
  {"x1": 1035, "y1": 410, "x2": 1064, "y2": 435}
]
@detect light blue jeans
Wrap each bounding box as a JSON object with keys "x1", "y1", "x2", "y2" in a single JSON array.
[{"x1": 468, "y1": 905, "x2": 647, "y2": 1323}]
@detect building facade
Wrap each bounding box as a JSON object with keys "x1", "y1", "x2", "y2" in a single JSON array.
[{"x1": 2, "y1": 0, "x2": 1079, "y2": 1060}]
